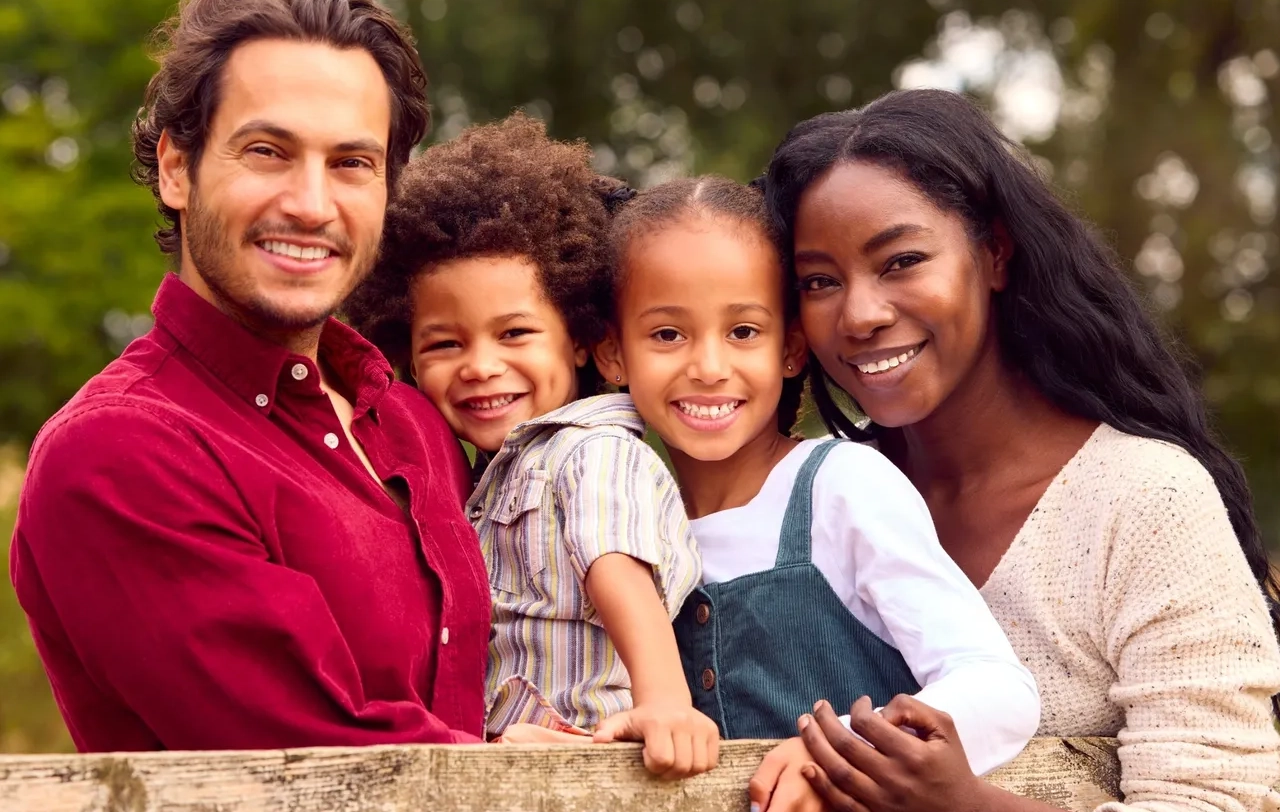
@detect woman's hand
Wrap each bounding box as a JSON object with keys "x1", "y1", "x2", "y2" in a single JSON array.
[
  {"x1": 593, "y1": 702, "x2": 721, "y2": 780},
  {"x1": 798, "y1": 695, "x2": 990, "y2": 812},
  {"x1": 748, "y1": 736, "x2": 826, "y2": 812}
]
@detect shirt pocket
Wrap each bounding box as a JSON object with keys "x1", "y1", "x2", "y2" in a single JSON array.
[{"x1": 485, "y1": 469, "x2": 551, "y2": 597}]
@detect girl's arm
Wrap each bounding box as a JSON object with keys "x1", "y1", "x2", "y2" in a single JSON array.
[
  {"x1": 814, "y1": 443, "x2": 1040, "y2": 776},
  {"x1": 557, "y1": 432, "x2": 718, "y2": 779}
]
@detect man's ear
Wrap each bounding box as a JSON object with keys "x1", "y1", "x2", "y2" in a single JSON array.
[
  {"x1": 988, "y1": 219, "x2": 1013, "y2": 292},
  {"x1": 593, "y1": 330, "x2": 626, "y2": 386},
  {"x1": 782, "y1": 320, "x2": 809, "y2": 379},
  {"x1": 156, "y1": 129, "x2": 191, "y2": 213}
]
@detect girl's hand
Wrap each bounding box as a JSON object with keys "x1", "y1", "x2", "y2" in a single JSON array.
[
  {"x1": 798, "y1": 695, "x2": 990, "y2": 812},
  {"x1": 748, "y1": 736, "x2": 826, "y2": 812},
  {"x1": 496, "y1": 722, "x2": 593, "y2": 744},
  {"x1": 592, "y1": 702, "x2": 721, "y2": 780}
]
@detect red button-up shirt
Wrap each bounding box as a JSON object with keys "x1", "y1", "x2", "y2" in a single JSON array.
[{"x1": 10, "y1": 274, "x2": 491, "y2": 751}]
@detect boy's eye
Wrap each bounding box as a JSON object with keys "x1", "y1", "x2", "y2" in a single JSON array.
[
  {"x1": 652, "y1": 328, "x2": 683, "y2": 343},
  {"x1": 729, "y1": 325, "x2": 759, "y2": 340},
  {"x1": 423, "y1": 339, "x2": 460, "y2": 352}
]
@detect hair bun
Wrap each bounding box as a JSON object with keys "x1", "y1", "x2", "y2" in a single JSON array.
[
  {"x1": 604, "y1": 184, "x2": 638, "y2": 213},
  {"x1": 748, "y1": 174, "x2": 767, "y2": 192}
]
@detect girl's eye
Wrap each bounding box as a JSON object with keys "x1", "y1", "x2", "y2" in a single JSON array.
[
  {"x1": 885, "y1": 253, "x2": 926, "y2": 273},
  {"x1": 501, "y1": 327, "x2": 534, "y2": 340},
  {"x1": 799, "y1": 275, "x2": 838, "y2": 292},
  {"x1": 652, "y1": 328, "x2": 683, "y2": 343},
  {"x1": 729, "y1": 325, "x2": 759, "y2": 340}
]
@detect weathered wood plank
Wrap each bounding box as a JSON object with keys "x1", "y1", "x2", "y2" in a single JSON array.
[{"x1": 0, "y1": 737, "x2": 1120, "y2": 812}]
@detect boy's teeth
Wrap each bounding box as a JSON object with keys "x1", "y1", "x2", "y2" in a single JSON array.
[
  {"x1": 857, "y1": 346, "x2": 920, "y2": 375},
  {"x1": 467, "y1": 394, "x2": 517, "y2": 410},
  {"x1": 677, "y1": 400, "x2": 741, "y2": 419},
  {"x1": 262, "y1": 240, "x2": 332, "y2": 261}
]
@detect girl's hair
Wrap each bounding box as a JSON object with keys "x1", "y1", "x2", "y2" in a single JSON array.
[
  {"x1": 608, "y1": 175, "x2": 806, "y2": 435},
  {"x1": 344, "y1": 112, "x2": 619, "y2": 397},
  {"x1": 764, "y1": 88, "x2": 1280, "y2": 621}
]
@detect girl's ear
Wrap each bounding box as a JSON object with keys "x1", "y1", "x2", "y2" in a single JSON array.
[
  {"x1": 987, "y1": 219, "x2": 1013, "y2": 292},
  {"x1": 782, "y1": 320, "x2": 808, "y2": 379},
  {"x1": 593, "y1": 330, "x2": 627, "y2": 386}
]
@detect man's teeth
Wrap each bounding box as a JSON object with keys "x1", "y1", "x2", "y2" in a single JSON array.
[
  {"x1": 857, "y1": 346, "x2": 921, "y2": 375},
  {"x1": 677, "y1": 401, "x2": 741, "y2": 419},
  {"x1": 465, "y1": 395, "x2": 518, "y2": 411},
  {"x1": 261, "y1": 240, "x2": 332, "y2": 261}
]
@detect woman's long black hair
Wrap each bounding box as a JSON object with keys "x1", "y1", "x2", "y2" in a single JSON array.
[{"x1": 764, "y1": 88, "x2": 1280, "y2": 629}]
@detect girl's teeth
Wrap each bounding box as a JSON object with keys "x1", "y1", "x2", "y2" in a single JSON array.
[
  {"x1": 677, "y1": 401, "x2": 741, "y2": 419},
  {"x1": 262, "y1": 240, "x2": 332, "y2": 261},
  {"x1": 857, "y1": 346, "x2": 920, "y2": 375},
  {"x1": 468, "y1": 395, "x2": 517, "y2": 410}
]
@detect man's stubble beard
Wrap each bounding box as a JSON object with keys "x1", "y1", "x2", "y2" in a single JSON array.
[{"x1": 184, "y1": 186, "x2": 375, "y2": 334}]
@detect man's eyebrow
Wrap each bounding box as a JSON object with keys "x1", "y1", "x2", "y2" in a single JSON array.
[{"x1": 227, "y1": 120, "x2": 386, "y2": 160}]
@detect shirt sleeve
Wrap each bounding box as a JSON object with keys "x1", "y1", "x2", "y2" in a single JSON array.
[
  {"x1": 816, "y1": 443, "x2": 1041, "y2": 776},
  {"x1": 13, "y1": 401, "x2": 481, "y2": 749},
  {"x1": 1093, "y1": 463, "x2": 1280, "y2": 812},
  {"x1": 555, "y1": 432, "x2": 702, "y2": 619}
]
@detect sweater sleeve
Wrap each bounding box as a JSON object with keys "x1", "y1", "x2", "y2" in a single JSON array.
[{"x1": 1096, "y1": 462, "x2": 1280, "y2": 812}]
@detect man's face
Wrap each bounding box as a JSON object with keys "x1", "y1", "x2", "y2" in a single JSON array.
[{"x1": 160, "y1": 38, "x2": 393, "y2": 333}]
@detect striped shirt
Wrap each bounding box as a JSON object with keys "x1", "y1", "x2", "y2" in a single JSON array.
[{"x1": 466, "y1": 393, "x2": 701, "y2": 734}]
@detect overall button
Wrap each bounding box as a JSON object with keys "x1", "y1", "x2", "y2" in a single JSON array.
[
  {"x1": 695, "y1": 603, "x2": 711, "y2": 624},
  {"x1": 701, "y1": 668, "x2": 716, "y2": 690},
  {"x1": 291, "y1": 363, "x2": 308, "y2": 381}
]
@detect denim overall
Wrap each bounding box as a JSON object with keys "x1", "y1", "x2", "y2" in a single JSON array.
[{"x1": 674, "y1": 440, "x2": 921, "y2": 739}]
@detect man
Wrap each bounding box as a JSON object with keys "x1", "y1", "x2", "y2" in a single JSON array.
[{"x1": 9, "y1": 0, "x2": 493, "y2": 750}]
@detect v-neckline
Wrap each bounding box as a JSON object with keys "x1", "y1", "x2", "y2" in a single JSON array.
[{"x1": 977, "y1": 422, "x2": 1109, "y2": 594}]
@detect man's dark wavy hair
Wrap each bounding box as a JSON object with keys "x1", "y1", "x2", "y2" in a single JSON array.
[{"x1": 764, "y1": 88, "x2": 1280, "y2": 641}]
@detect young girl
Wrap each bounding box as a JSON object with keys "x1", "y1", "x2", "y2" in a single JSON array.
[
  {"x1": 592, "y1": 176, "x2": 1040, "y2": 806},
  {"x1": 343, "y1": 114, "x2": 718, "y2": 777}
]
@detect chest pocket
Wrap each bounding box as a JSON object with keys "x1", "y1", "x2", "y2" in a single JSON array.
[{"x1": 484, "y1": 469, "x2": 551, "y2": 596}]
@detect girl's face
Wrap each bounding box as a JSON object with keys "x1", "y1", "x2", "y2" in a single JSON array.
[
  {"x1": 409, "y1": 255, "x2": 586, "y2": 453},
  {"x1": 793, "y1": 161, "x2": 1008, "y2": 429},
  {"x1": 599, "y1": 216, "x2": 806, "y2": 462}
]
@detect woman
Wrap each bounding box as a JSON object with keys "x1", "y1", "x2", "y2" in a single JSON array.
[{"x1": 750, "y1": 88, "x2": 1280, "y2": 812}]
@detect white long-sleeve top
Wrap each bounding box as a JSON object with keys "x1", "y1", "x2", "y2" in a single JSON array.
[{"x1": 689, "y1": 438, "x2": 1041, "y2": 776}]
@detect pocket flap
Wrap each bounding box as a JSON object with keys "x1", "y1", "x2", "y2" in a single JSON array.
[{"x1": 489, "y1": 470, "x2": 549, "y2": 526}]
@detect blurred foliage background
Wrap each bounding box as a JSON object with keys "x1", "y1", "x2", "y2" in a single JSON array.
[{"x1": 2, "y1": 0, "x2": 1278, "y2": 752}]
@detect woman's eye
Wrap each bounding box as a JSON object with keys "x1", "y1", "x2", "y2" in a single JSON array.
[
  {"x1": 652, "y1": 328, "x2": 682, "y2": 343},
  {"x1": 886, "y1": 253, "x2": 926, "y2": 273},
  {"x1": 799, "y1": 275, "x2": 838, "y2": 292},
  {"x1": 729, "y1": 325, "x2": 760, "y2": 340}
]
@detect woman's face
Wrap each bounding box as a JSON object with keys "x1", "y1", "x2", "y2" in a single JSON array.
[{"x1": 793, "y1": 160, "x2": 1008, "y2": 429}]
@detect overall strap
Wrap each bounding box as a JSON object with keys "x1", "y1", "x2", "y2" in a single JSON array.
[{"x1": 774, "y1": 439, "x2": 843, "y2": 567}]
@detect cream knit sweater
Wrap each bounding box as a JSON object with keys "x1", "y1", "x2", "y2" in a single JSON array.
[{"x1": 980, "y1": 424, "x2": 1280, "y2": 812}]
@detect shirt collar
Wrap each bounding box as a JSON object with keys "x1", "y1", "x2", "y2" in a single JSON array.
[
  {"x1": 151, "y1": 273, "x2": 393, "y2": 416},
  {"x1": 504, "y1": 393, "x2": 646, "y2": 446}
]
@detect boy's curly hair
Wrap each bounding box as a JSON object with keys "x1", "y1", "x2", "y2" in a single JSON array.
[{"x1": 344, "y1": 112, "x2": 623, "y2": 396}]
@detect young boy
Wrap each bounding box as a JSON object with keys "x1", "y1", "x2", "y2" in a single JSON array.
[{"x1": 344, "y1": 114, "x2": 717, "y2": 777}]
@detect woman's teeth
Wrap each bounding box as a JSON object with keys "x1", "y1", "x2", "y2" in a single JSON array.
[
  {"x1": 857, "y1": 346, "x2": 921, "y2": 375},
  {"x1": 677, "y1": 401, "x2": 741, "y2": 419},
  {"x1": 261, "y1": 241, "x2": 332, "y2": 261},
  {"x1": 464, "y1": 394, "x2": 518, "y2": 410}
]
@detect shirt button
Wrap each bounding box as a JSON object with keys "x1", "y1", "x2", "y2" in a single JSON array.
[
  {"x1": 696, "y1": 603, "x2": 711, "y2": 625},
  {"x1": 323, "y1": 432, "x2": 340, "y2": 449},
  {"x1": 468, "y1": 506, "x2": 483, "y2": 519},
  {"x1": 441, "y1": 627, "x2": 450, "y2": 645},
  {"x1": 701, "y1": 668, "x2": 716, "y2": 691},
  {"x1": 291, "y1": 363, "x2": 308, "y2": 381},
  {"x1": 254, "y1": 394, "x2": 269, "y2": 408}
]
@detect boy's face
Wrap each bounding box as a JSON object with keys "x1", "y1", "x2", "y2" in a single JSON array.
[{"x1": 408, "y1": 255, "x2": 587, "y2": 453}]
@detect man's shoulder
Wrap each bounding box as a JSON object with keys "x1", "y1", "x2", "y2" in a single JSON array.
[{"x1": 378, "y1": 380, "x2": 456, "y2": 442}]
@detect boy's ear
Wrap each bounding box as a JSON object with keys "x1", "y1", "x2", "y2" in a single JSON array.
[
  {"x1": 593, "y1": 330, "x2": 626, "y2": 386},
  {"x1": 782, "y1": 320, "x2": 808, "y2": 379},
  {"x1": 573, "y1": 344, "x2": 589, "y2": 369}
]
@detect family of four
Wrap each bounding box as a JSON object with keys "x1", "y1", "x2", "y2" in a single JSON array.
[{"x1": 10, "y1": 2, "x2": 1280, "y2": 811}]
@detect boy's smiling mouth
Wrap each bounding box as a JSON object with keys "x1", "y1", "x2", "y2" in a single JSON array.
[{"x1": 456, "y1": 393, "x2": 527, "y2": 419}]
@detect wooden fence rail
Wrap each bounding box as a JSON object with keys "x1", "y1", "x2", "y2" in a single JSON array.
[{"x1": 0, "y1": 737, "x2": 1122, "y2": 812}]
